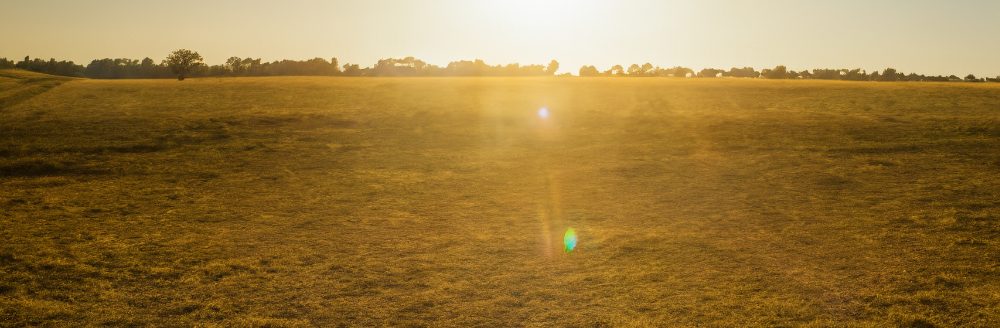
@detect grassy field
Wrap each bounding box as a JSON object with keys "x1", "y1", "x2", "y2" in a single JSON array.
[{"x1": 1, "y1": 70, "x2": 999, "y2": 326}]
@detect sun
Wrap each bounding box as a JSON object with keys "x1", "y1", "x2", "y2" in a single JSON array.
[{"x1": 476, "y1": 0, "x2": 605, "y2": 38}]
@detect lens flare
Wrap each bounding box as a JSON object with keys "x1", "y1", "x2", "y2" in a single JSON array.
[
  {"x1": 538, "y1": 107, "x2": 550, "y2": 119},
  {"x1": 563, "y1": 228, "x2": 577, "y2": 252}
]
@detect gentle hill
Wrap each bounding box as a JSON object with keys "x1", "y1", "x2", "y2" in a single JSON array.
[
  {"x1": 0, "y1": 69, "x2": 75, "y2": 109},
  {"x1": 0, "y1": 68, "x2": 77, "y2": 80}
]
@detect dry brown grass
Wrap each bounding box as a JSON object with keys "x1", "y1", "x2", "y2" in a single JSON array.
[{"x1": 1, "y1": 72, "x2": 999, "y2": 326}]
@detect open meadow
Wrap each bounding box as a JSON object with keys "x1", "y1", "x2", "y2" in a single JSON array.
[{"x1": 1, "y1": 70, "x2": 999, "y2": 326}]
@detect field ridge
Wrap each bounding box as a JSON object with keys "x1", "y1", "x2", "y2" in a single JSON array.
[{"x1": 0, "y1": 69, "x2": 74, "y2": 109}]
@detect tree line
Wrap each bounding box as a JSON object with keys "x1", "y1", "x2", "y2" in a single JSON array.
[
  {"x1": 1, "y1": 50, "x2": 997, "y2": 82},
  {"x1": 580, "y1": 63, "x2": 996, "y2": 82},
  {"x1": 0, "y1": 50, "x2": 560, "y2": 80}
]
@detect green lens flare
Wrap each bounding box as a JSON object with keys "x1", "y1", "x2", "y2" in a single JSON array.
[{"x1": 563, "y1": 228, "x2": 577, "y2": 252}]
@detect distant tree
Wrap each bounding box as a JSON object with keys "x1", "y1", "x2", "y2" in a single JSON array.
[
  {"x1": 241, "y1": 58, "x2": 262, "y2": 75},
  {"x1": 520, "y1": 63, "x2": 548, "y2": 76},
  {"x1": 164, "y1": 49, "x2": 204, "y2": 80},
  {"x1": 578, "y1": 65, "x2": 599, "y2": 77},
  {"x1": 341, "y1": 58, "x2": 555, "y2": 77},
  {"x1": 697, "y1": 68, "x2": 725, "y2": 78},
  {"x1": 207, "y1": 65, "x2": 228, "y2": 76},
  {"x1": 727, "y1": 67, "x2": 759, "y2": 78},
  {"x1": 624, "y1": 63, "x2": 654, "y2": 76},
  {"x1": 843, "y1": 69, "x2": 866, "y2": 81},
  {"x1": 656, "y1": 66, "x2": 694, "y2": 77},
  {"x1": 763, "y1": 65, "x2": 788, "y2": 79},
  {"x1": 16, "y1": 56, "x2": 84, "y2": 77},
  {"x1": 869, "y1": 71, "x2": 881, "y2": 81},
  {"x1": 627, "y1": 64, "x2": 643, "y2": 76},
  {"x1": 546, "y1": 60, "x2": 559, "y2": 75},
  {"x1": 84, "y1": 58, "x2": 122, "y2": 78},
  {"x1": 640, "y1": 63, "x2": 654, "y2": 76},
  {"x1": 372, "y1": 57, "x2": 425, "y2": 76},
  {"x1": 330, "y1": 57, "x2": 340, "y2": 74},
  {"x1": 445, "y1": 59, "x2": 486, "y2": 76},
  {"x1": 965, "y1": 74, "x2": 981, "y2": 82},
  {"x1": 880, "y1": 68, "x2": 898, "y2": 81},
  {"x1": 811, "y1": 68, "x2": 841, "y2": 80},
  {"x1": 607, "y1": 64, "x2": 624, "y2": 76},
  {"x1": 301, "y1": 57, "x2": 338, "y2": 75},
  {"x1": 226, "y1": 56, "x2": 243, "y2": 75},
  {"x1": 342, "y1": 63, "x2": 362, "y2": 76}
]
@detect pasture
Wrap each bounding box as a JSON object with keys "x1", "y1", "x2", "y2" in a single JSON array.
[{"x1": 1, "y1": 70, "x2": 999, "y2": 326}]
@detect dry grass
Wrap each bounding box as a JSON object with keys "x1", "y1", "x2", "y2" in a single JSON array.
[{"x1": 1, "y1": 72, "x2": 999, "y2": 326}]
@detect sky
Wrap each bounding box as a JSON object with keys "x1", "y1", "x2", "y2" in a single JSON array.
[{"x1": 3, "y1": 0, "x2": 999, "y2": 76}]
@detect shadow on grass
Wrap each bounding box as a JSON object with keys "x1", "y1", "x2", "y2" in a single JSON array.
[{"x1": 0, "y1": 159, "x2": 106, "y2": 178}]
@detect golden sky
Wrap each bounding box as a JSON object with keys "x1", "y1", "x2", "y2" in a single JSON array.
[{"x1": 3, "y1": 0, "x2": 998, "y2": 76}]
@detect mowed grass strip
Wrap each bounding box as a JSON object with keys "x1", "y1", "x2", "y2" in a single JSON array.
[{"x1": 1, "y1": 74, "x2": 999, "y2": 326}]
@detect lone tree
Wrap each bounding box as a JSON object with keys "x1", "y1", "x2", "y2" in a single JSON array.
[
  {"x1": 165, "y1": 49, "x2": 203, "y2": 80},
  {"x1": 546, "y1": 60, "x2": 559, "y2": 75}
]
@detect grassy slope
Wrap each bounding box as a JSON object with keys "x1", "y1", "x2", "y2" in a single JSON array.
[
  {"x1": 0, "y1": 70, "x2": 74, "y2": 109},
  {"x1": 1, "y1": 75, "x2": 999, "y2": 326}
]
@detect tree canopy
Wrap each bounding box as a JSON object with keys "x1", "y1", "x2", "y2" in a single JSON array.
[{"x1": 164, "y1": 49, "x2": 204, "y2": 80}]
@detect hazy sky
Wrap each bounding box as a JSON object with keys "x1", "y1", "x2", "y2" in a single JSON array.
[{"x1": 3, "y1": 0, "x2": 998, "y2": 76}]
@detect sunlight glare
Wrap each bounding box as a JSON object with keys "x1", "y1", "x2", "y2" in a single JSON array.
[{"x1": 538, "y1": 107, "x2": 550, "y2": 119}]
